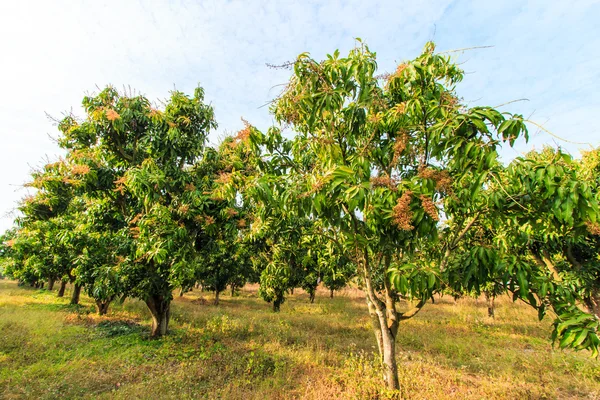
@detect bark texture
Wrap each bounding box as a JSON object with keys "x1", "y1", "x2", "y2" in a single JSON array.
[
  {"x1": 57, "y1": 281, "x2": 67, "y2": 297},
  {"x1": 96, "y1": 298, "x2": 113, "y2": 316},
  {"x1": 70, "y1": 283, "x2": 82, "y2": 305},
  {"x1": 485, "y1": 292, "x2": 495, "y2": 318},
  {"x1": 361, "y1": 254, "x2": 400, "y2": 391},
  {"x1": 145, "y1": 295, "x2": 171, "y2": 337}
]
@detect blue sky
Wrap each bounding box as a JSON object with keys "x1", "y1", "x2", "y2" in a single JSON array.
[{"x1": 0, "y1": 0, "x2": 599, "y2": 232}]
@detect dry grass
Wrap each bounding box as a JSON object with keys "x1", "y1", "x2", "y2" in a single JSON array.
[{"x1": 0, "y1": 280, "x2": 598, "y2": 399}]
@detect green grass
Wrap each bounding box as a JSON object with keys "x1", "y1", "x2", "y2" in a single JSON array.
[{"x1": 0, "y1": 280, "x2": 599, "y2": 399}]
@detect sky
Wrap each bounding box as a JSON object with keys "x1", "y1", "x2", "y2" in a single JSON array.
[{"x1": 0, "y1": 0, "x2": 599, "y2": 232}]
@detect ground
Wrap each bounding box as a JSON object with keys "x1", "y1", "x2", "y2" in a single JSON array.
[{"x1": 0, "y1": 280, "x2": 598, "y2": 399}]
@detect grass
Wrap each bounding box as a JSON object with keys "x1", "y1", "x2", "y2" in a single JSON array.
[{"x1": 0, "y1": 280, "x2": 599, "y2": 399}]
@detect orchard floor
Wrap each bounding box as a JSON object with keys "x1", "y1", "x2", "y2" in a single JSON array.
[{"x1": 0, "y1": 280, "x2": 599, "y2": 399}]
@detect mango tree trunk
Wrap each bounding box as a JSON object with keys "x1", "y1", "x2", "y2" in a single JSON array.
[
  {"x1": 47, "y1": 279, "x2": 55, "y2": 291},
  {"x1": 330, "y1": 288, "x2": 334, "y2": 298},
  {"x1": 96, "y1": 297, "x2": 114, "y2": 315},
  {"x1": 145, "y1": 295, "x2": 171, "y2": 337},
  {"x1": 485, "y1": 292, "x2": 495, "y2": 318},
  {"x1": 70, "y1": 283, "x2": 82, "y2": 305},
  {"x1": 57, "y1": 281, "x2": 67, "y2": 297},
  {"x1": 361, "y1": 253, "x2": 405, "y2": 391},
  {"x1": 214, "y1": 290, "x2": 220, "y2": 306},
  {"x1": 273, "y1": 293, "x2": 284, "y2": 312}
]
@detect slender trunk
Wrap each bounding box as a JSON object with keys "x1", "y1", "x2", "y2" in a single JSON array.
[
  {"x1": 361, "y1": 254, "x2": 400, "y2": 391},
  {"x1": 145, "y1": 295, "x2": 171, "y2": 337},
  {"x1": 290, "y1": 287, "x2": 294, "y2": 295},
  {"x1": 47, "y1": 279, "x2": 55, "y2": 291},
  {"x1": 70, "y1": 283, "x2": 82, "y2": 305},
  {"x1": 584, "y1": 289, "x2": 600, "y2": 320},
  {"x1": 366, "y1": 295, "x2": 384, "y2": 357},
  {"x1": 273, "y1": 294, "x2": 283, "y2": 312},
  {"x1": 57, "y1": 281, "x2": 67, "y2": 297},
  {"x1": 330, "y1": 288, "x2": 334, "y2": 298},
  {"x1": 231, "y1": 284, "x2": 236, "y2": 297},
  {"x1": 485, "y1": 292, "x2": 495, "y2": 318},
  {"x1": 430, "y1": 295, "x2": 435, "y2": 304},
  {"x1": 309, "y1": 291, "x2": 315, "y2": 303},
  {"x1": 214, "y1": 290, "x2": 220, "y2": 306},
  {"x1": 179, "y1": 289, "x2": 185, "y2": 297},
  {"x1": 96, "y1": 297, "x2": 113, "y2": 316},
  {"x1": 380, "y1": 319, "x2": 400, "y2": 390}
]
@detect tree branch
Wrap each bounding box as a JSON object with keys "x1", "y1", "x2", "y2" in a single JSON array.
[
  {"x1": 532, "y1": 250, "x2": 561, "y2": 282},
  {"x1": 440, "y1": 211, "x2": 480, "y2": 271},
  {"x1": 399, "y1": 298, "x2": 427, "y2": 320}
]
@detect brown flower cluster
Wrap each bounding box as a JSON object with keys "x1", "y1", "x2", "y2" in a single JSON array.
[
  {"x1": 224, "y1": 208, "x2": 238, "y2": 218},
  {"x1": 418, "y1": 167, "x2": 452, "y2": 193},
  {"x1": 368, "y1": 112, "x2": 383, "y2": 125},
  {"x1": 237, "y1": 218, "x2": 247, "y2": 229},
  {"x1": 204, "y1": 215, "x2": 216, "y2": 226},
  {"x1": 148, "y1": 108, "x2": 162, "y2": 118},
  {"x1": 392, "y1": 190, "x2": 414, "y2": 231},
  {"x1": 23, "y1": 195, "x2": 35, "y2": 204},
  {"x1": 386, "y1": 63, "x2": 409, "y2": 87},
  {"x1": 215, "y1": 172, "x2": 232, "y2": 185},
  {"x1": 393, "y1": 102, "x2": 407, "y2": 116},
  {"x1": 114, "y1": 176, "x2": 127, "y2": 195},
  {"x1": 300, "y1": 175, "x2": 327, "y2": 198},
  {"x1": 105, "y1": 108, "x2": 120, "y2": 122},
  {"x1": 420, "y1": 195, "x2": 439, "y2": 221},
  {"x1": 395, "y1": 63, "x2": 408, "y2": 76},
  {"x1": 129, "y1": 226, "x2": 140, "y2": 238},
  {"x1": 46, "y1": 161, "x2": 63, "y2": 170},
  {"x1": 236, "y1": 118, "x2": 252, "y2": 140},
  {"x1": 370, "y1": 174, "x2": 397, "y2": 190},
  {"x1": 70, "y1": 164, "x2": 91, "y2": 176},
  {"x1": 178, "y1": 204, "x2": 190, "y2": 215},
  {"x1": 586, "y1": 221, "x2": 600, "y2": 236},
  {"x1": 5, "y1": 239, "x2": 16, "y2": 248},
  {"x1": 392, "y1": 131, "x2": 409, "y2": 165},
  {"x1": 184, "y1": 183, "x2": 196, "y2": 192},
  {"x1": 130, "y1": 214, "x2": 142, "y2": 225},
  {"x1": 440, "y1": 91, "x2": 459, "y2": 108}
]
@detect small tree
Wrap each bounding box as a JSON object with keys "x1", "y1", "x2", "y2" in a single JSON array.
[
  {"x1": 246, "y1": 41, "x2": 528, "y2": 390},
  {"x1": 471, "y1": 147, "x2": 600, "y2": 354},
  {"x1": 58, "y1": 86, "x2": 217, "y2": 336},
  {"x1": 4, "y1": 160, "x2": 81, "y2": 295}
]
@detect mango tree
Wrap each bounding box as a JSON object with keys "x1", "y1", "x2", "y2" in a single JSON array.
[
  {"x1": 461, "y1": 147, "x2": 600, "y2": 354},
  {"x1": 247, "y1": 42, "x2": 528, "y2": 390},
  {"x1": 57, "y1": 86, "x2": 217, "y2": 336},
  {"x1": 4, "y1": 159, "x2": 82, "y2": 298}
]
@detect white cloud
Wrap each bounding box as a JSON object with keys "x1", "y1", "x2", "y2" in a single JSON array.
[{"x1": 0, "y1": 0, "x2": 598, "y2": 231}]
